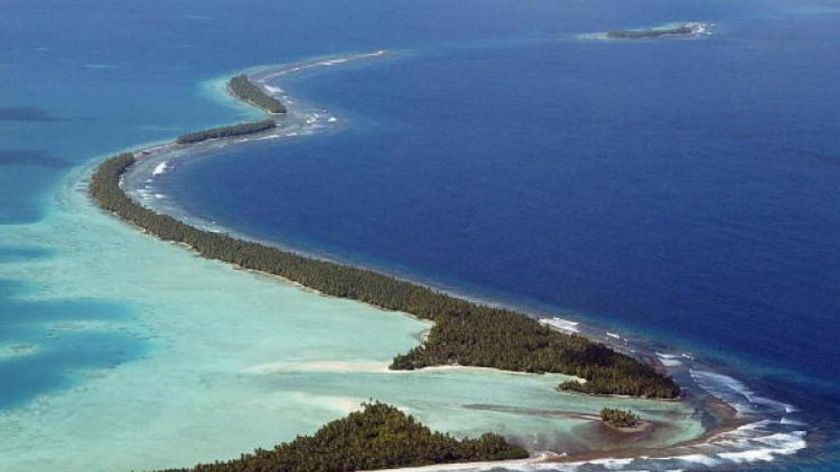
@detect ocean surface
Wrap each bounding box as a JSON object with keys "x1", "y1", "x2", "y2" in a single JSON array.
[{"x1": 1, "y1": 0, "x2": 839, "y2": 471}]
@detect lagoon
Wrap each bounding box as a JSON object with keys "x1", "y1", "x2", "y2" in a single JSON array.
[{"x1": 1, "y1": 0, "x2": 839, "y2": 470}]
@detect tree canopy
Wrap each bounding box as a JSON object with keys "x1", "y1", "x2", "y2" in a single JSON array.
[
  {"x1": 229, "y1": 74, "x2": 287, "y2": 114},
  {"x1": 600, "y1": 408, "x2": 640, "y2": 428},
  {"x1": 176, "y1": 119, "x2": 276, "y2": 144},
  {"x1": 158, "y1": 402, "x2": 528, "y2": 472}
]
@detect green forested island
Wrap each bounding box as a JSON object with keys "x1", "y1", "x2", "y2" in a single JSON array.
[
  {"x1": 228, "y1": 74, "x2": 287, "y2": 114},
  {"x1": 158, "y1": 402, "x2": 528, "y2": 472},
  {"x1": 175, "y1": 119, "x2": 277, "y2": 144},
  {"x1": 600, "y1": 408, "x2": 641, "y2": 428},
  {"x1": 90, "y1": 151, "x2": 679, "y2": 398}
]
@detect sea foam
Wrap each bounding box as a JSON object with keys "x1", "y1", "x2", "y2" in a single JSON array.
[
  {"x1": 152, "y1": 161, "x2": 168, "y2": 176},
  {"x1": 538, "y1": 317, "x2": 580, "y2": 333}
]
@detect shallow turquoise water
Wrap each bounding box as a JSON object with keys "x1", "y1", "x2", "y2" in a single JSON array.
[{"x1": 0, "y1": 172, "x2": 703, "y2": 471}]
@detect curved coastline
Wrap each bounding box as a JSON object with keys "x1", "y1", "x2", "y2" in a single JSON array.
[
  {"x1": 87, "y1": 52, "x2": 807, "y2": 469},
  {"x1": 95, "y1": 76, "x2": 680, "y2": 399}
]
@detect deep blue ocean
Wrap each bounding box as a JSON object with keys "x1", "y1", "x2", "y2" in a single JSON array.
[{"x1": 2, "y1": 0, "x2": 839, "y2": 470}]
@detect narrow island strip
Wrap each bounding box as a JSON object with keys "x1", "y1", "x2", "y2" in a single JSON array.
[
  {"x1": 228, "y1": 74, "x2": 287, "y2": 114},
  {"x1": 92, "y1": 146, "x2": 679, "y2": 398},
  {"x1": 88, "y1": 62, "x2": 689, "y2": 471},
  {"x1": 91, "y1": 135, "x2": 679, "y2": 398},
  {"x1": 175, "y1": 119, "x2": 277, "y2": 145}
]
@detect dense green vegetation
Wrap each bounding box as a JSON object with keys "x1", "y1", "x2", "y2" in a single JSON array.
[
  {"x1": 229, "y1": 74, "x2": 287, "y2": 114},
  {"x1": 175, "y1": 119, "x2": 276, "y2": 144},
  {"x1": 600, "y1": 408, "x2": 640, "y2": 428},
  {"x1": 158, "y1": 402, "x2": 527, "y2": 472},
  {"x1": 90, "y1": 151, "x2": 680, "y2": 399},
  {"x1": 392, "y1": 312, "x2": 679, "y2": 398}
]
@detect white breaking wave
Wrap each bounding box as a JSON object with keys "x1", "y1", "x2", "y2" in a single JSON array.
[
  {"x1": 656, "y1": 352, "x2": 683, "y2": 367},
  {"x1": 320, "y1": 58, "x2": 348, "y2": 66},
  {"x1": 685, "y1": 22, "x2": 713, "y2": 36},
  {"x1": 690, "y1": 370, "x2": 795, "y2": 416},
  {"x1": 671, "y1": 454, "x2": 720, "y2": 467},
  {"x1": 586, "y1": 457, "x2": 635, "y2": 470},
  {"x1": 708, "y1": 422, "x2": 807, "y2": 464},
  {"x1": 468, "y1": 423, "x2": 806, "y2": 470},
  {"x1": 538, "y1": 317, "x2": 580, "y2": 333},
  {"x1": 378, "y1": 425, "x2": 809, "y2": 472},
  {"x1": 781, "y1": 417, "x2": 806, "y2": 426},
  {"x1": 255, "y1": 133, "x2": 282, "y2": 141},
  {"x1": 152, "y1": 161, "x2": 168, "y2": 176}
]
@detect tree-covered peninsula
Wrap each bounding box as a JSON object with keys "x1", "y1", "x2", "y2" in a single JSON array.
[
  {"x1": 175, "y1": 119, "x2": 276, "y2": 144},
  {"x1": 158, "y1": 402, "x2": 528, "y2": 472},
  {"x1": 228, "y1": 74, "x2": 287, "y2": 114},
  {"x1": 90, "y1": 151, "x2": 680, "y2": 399}
]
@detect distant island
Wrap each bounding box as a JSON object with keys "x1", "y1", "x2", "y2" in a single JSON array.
[
  {"x1": 607, "y1": 22, "x2": 709, "y2": 39},
  {"x1": 157, "y1": 402, "x2": 528, "y2": 472}
]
